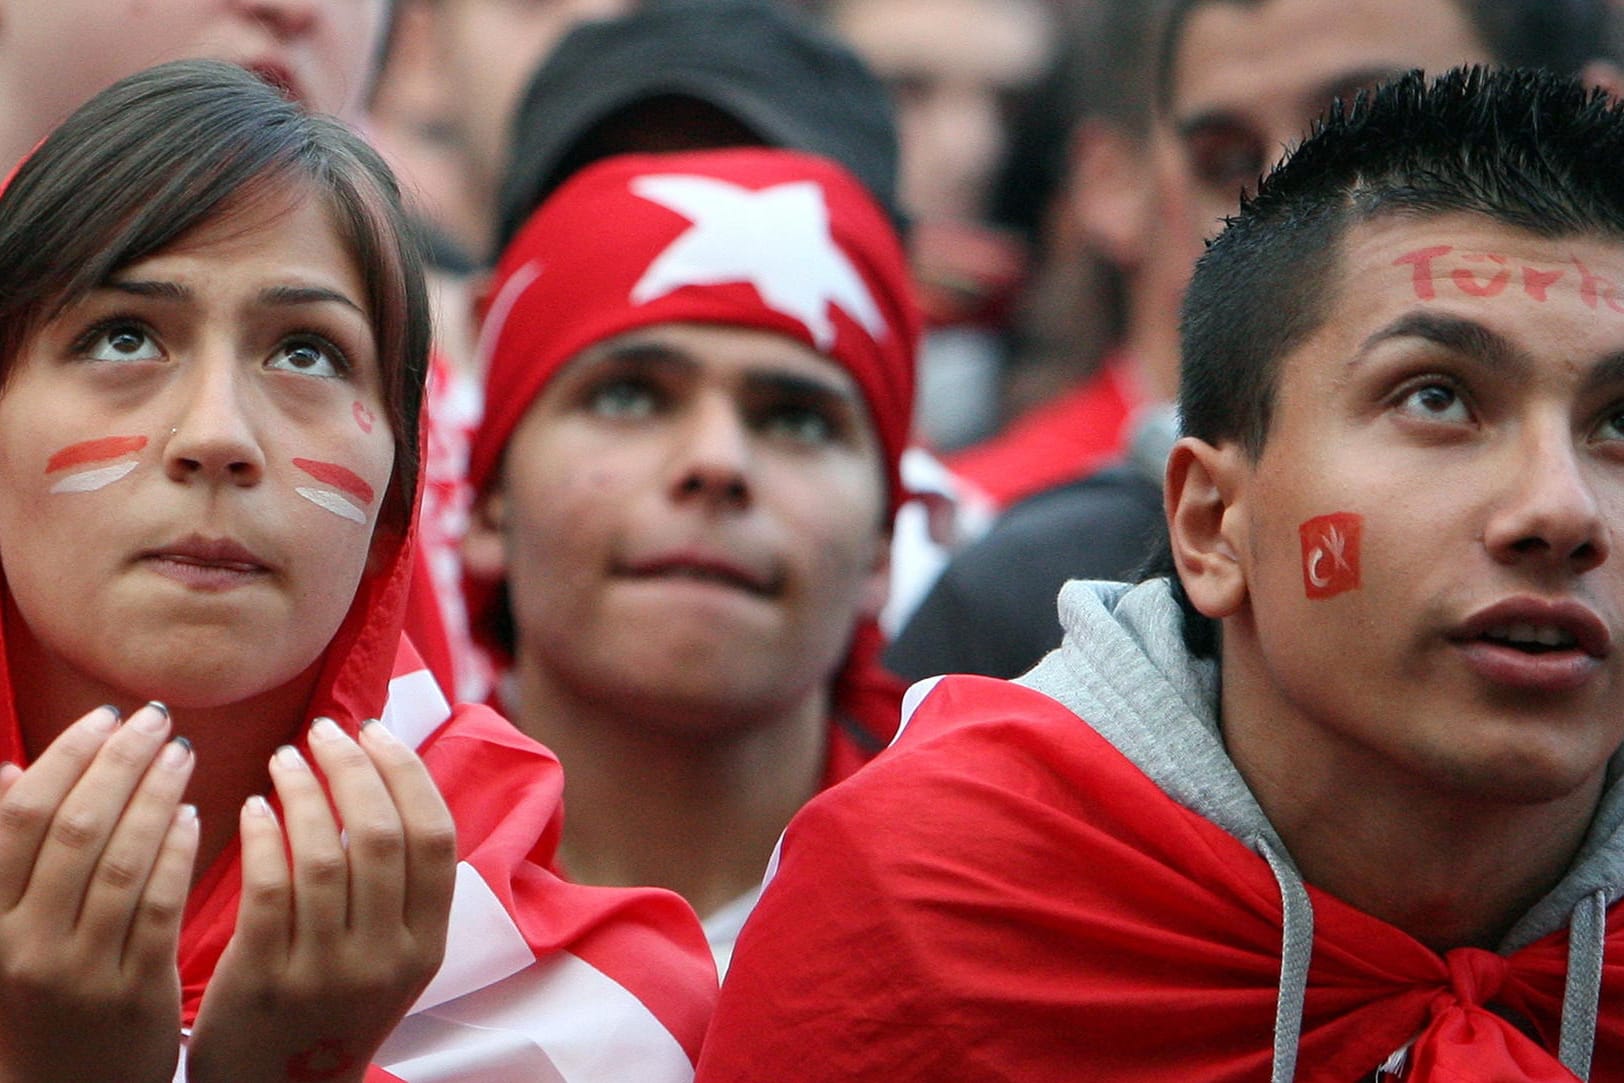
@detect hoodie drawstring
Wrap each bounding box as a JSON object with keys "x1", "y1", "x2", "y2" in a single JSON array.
[
  {"x1": 1257, "y1": 837, "x2": 1314, "y2": 1083},
  {"x1": 1558, "y1": 889, "x2": 1607, "y2": 1079},
  {"x1": 1248, "y1": 863, "x2": 1605, "y2": 1081}
]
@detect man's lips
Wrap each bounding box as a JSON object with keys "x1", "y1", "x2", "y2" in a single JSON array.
[
  {"x1": 1448, "y1": 597, "x2": 1610, "y2": 693},
  {"x1": 1449, "y1": 597, "x2": 1610, "y2": 659},
  {"x1": 616, "y1": 552, "x2": 781, "y2": 596},
  {"x1": 244, "y1": 59, "x2": 303, "y2": 104}
]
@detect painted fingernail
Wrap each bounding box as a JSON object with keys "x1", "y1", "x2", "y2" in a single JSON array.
[
  {"x1": 147, "y1": 701, "x2": 170, "y2": 719},
  {"x1": 100, "y1": 704, "x2": 122, "y2": 723},
  {"x1": 310, "y1": 716, "x2": 345, "y2": 743},
  {"x1": 85, "y1": 705, "x2": 120, "y2": 735},
  {"x1": 360, "y1": 719, "x2": 401, "y2": 745},
  {"x1": 244, "y1": 795, "x2": 274, "y2": 818},
  {"x1": 274, "y1": 745, "x2": 307, "y2": 771},
  {"x1": 176, "y1": 803, "x2": 198, "y2": 825},
  {"x1": 130, "y1": 703, "x2": 169, "y2": 735},
  {"x1": 158, "y1": 737, "x2": 193, "y2": 769}
]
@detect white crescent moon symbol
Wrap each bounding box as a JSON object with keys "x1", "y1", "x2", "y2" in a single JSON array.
[{"x1": 1307, "y1": 548, "x2": 1332, "y2": 588}]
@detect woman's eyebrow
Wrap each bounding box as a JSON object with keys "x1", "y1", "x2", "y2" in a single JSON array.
[
  {"x1": 98, "y1": 279, "x2": 366, "y2": 318},
  {"x1": 102, "y1": 278, "x2": 190, "y2": 302},
  {"x1": 259, "y1": 284, "x2": 366, "y2": 316}
]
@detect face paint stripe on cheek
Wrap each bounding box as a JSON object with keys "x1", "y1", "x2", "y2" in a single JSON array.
[
  {"x1": 45, "y1": 435, "x2": 148, "y2": 494},
  {"x1": 353, "y1": 400, "x2": 375, "y2": 434},
  {"x1": 294, "y1": 487, "x2": 369, "y2": 524},
  {"x1": 46, "y1": 435, "x2": 148, "y2": 473},
  {"x1": 292, "y1": 458, "x2": 375, "y2": 504},
  {"x1": 1300, "y1": 512, "x2": 1362, "y2": 600},
  {"x1": 291, "y1": 458, "x2": 376, "y2": 525}
]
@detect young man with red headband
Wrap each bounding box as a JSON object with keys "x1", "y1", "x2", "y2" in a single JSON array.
[{"x1": 461, "y1": 146, "x2": 919, "y2": 969}]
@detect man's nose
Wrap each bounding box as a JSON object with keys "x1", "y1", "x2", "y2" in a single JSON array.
[
  {"x1": 1483, "y1": 426, "x2": 1609, "y2": 575},
  {"x1": 669, "y1": 397, "x2": 752, "y2": 510}
]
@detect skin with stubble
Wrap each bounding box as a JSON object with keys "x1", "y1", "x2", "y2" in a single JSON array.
[{"x1": 466, "y1": 321, "x2": 891, "y2": 917}]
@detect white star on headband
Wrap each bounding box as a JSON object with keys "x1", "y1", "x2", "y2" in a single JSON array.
[{"x1": 628, "y1": 174, "x2": 887, "y2": 350}]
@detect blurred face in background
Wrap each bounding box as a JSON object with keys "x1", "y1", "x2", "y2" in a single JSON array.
[
  {"x1": 1163, "y1": 0, "x2": 1489, "y2": 246},
  {"x1": 424, "y1": 0, "x2": 631, "y2": 205},
  {"x1": 833, "y1": 0, "x2": 1053, "y2": 225},
  {"x1": 0, "y1": 0, "x2": 390, "y2": 157}
]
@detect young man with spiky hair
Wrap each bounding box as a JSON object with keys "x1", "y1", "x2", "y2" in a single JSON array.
[{"x1": 698, "y1": 67, "x2": 1624, "y2": 1081}]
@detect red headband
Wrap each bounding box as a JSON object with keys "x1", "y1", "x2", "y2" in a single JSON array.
[{"x1": 466, "y1": 147, "x2": 919, "y2": 509}]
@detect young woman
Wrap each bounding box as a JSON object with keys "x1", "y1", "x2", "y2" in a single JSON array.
[{"x1": 0, "y1": 60, "x2": 713, "y2": 1083}]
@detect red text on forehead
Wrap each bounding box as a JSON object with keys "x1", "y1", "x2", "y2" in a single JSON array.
[{"x1": 1395, "y1": 245, "x2": 1624, "y2": 314}]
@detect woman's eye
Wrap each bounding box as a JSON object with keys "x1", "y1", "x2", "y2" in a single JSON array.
[
  {"x1": 268, "y1": 337, "x2": 345, "y2": 378},
  {"x1": 1397, "y1": 381, "x2": 1471, "y2": 424},
  {"x1": 586, "y1": 379, "x2": 659, "y2": 419},
  {"x1": 83, "y1": 324, "x2": 160, "y2": 362}
]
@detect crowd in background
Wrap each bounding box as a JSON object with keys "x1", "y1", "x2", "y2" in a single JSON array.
[{"x1": 2, "y1": 0, "x2": 1624, "y2": 1079}]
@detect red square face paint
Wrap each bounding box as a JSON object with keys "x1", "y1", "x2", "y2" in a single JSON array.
[{"x1": 1299, "y1": 512, "x2": 1362, "y2": 600}]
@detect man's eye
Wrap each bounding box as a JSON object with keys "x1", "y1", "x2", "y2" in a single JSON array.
[
  {"x1": 82, "y1": 323, "x2": 161, "y2": 362},
  {"x1": 268, "y1": 337, "x2": 346, "y2": 378},
  {"x1": 586, "y1": 379, "x2": 660, "y2": 419},
  {"x1": 1185, "y1": 129, "x2": 1268, "y2": 193},
  {"x1": 760, "y1": 404, "x2": 837, "y2": 445},
  {"x1": 1592, "y1": 408, "x2": 1624, "y2": 443},
  {"x1": 1397, "y1": 382, "x2": 1471, "y2": 423}
]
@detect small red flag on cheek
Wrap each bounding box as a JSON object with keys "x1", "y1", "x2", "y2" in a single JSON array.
[{"x1": 1299, "y1": 512, "x2": 1362, "y2": 599}]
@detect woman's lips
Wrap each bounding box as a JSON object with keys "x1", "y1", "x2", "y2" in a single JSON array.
[{"x1": 142, "y1": 535, "x2": 270, "y2": 592}]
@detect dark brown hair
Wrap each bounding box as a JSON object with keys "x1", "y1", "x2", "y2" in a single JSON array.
[{"x1": 0, "y1": 59, "x2": 431, "y2": 528}]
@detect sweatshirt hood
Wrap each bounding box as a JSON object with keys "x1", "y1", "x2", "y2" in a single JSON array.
[{"x1": 1021, "y1": 577, "x2": 1624, "y2": 1080}]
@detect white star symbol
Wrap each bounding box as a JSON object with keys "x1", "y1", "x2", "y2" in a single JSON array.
[{"x1": 628, "y1": 174, "x2": 887, "y2": 350}]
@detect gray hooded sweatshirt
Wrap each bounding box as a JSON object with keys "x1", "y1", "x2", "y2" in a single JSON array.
[{"x1": 1017, "y1": 578, "x2": 1624, "y2": 1081}]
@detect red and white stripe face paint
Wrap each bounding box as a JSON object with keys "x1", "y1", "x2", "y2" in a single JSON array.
[
  {"x1": 46, "y1": 435, "x2": 148, "y2": 494},
  {"x1": 293, "y1": 457, "x2": 377, "y2": 525}
]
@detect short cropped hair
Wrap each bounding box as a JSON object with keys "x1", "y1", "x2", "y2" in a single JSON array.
[
  {"x1": 1158, "y1": 65, "x2": 1624, "y2": 655},
  {"x1": 1154, "y1": 0, "x2": 1618, "y2": 112},
  {"x1": 0, "y1": 60, "x2": 430, "y2": 530}
]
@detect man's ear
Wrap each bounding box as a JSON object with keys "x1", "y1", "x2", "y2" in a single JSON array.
[
  {"x1": 461, "y1": 487, "x2": 509, "y2": 583},
  {"x1": 858, "y1": 526, "x2": 894, "y2": 624},
  {"x1": 1066, "y1": 118, "x2": 1152, "y2": 270},
  {"x1": 1164, "y1": 436, "x2": 1249, "y2": 620}
]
